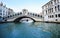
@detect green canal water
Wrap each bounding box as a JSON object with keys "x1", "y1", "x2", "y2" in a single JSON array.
[{"x1": 0, "y1": 22, "x2": 60, "y2": 38}]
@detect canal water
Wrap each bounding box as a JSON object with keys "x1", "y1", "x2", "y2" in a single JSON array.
[{"x1": 0, "y1": 22, "x2": 60, "y2": 38}]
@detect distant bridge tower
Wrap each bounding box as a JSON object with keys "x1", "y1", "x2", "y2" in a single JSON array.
[{"x1": 22, "y1": 9, "x2": 28, "y2": 15}]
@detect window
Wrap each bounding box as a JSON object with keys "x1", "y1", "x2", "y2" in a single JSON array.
[
  {"x1": 3, "y1": 17, "x2": 5, "y2": 20},
  {"x1": 35, "y1": 14, "x2": 37, "y2": 16},
  {"x1": 55, "y1": 14, "x2": 57, "y2": 17},
  {"x1": 49, "y1": 15, "x2": 54, "y2": 18},
  {"x1": 52, "y1": 8, "x2": 53, "y2": 12},
  {"x1": 48, "y1": 9, "x2": 51, "y2": 13},
  {"x1": 50, "y1": 15, "x2": 51, "y2": 18},
  {"x1": 51, "y1": 1, "x2": 53, "y2": 5},
  {"x1": 10, "y1": 15, "x2": 12, "y2": 17},
  {"x1": 30, "y1": 13, "x2": 32, "y2": 15},
  {"x1": 52, "y1": 15, "x2": 54, "y2": 18},
  {"x1": 48, "y1": 9, "x2": 49, "y2": 13},
  {"x1": 51, "y1": 1, "x2": 53, "y2": 4},
  {"x1": 54, "y1": 0, "x2": 56, "y2": 4},
  {"x1": 8, "y1": 16, "x2": 9, "y2": 18},
  {"x1": 46, "y1": 10, "x2": 47, "y2": 14},
  {"x1": 58, "y1": 14, "x2": 60, "y2": 17},
  {"x1": 38, "y1": 15, "x2": 39, "y2": 17},
  {"x1": 58, "y1": 5, "x2": 60, "y2": 11},
  {"x1": 50, "y1": 9, "x2": 51, "y2": 13},
  {"x1": 55, "y1": 6, "x2": 57, "y2": 11}
]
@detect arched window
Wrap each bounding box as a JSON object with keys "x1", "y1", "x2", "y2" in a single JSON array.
[
  {"x1": 54, "y1": 0, "x2": 56, "y2": 4},
  {"x1": 55, "y1": 14, "x2": 57, "y2": 18},
  {"x1": 55, "y1": 6, "x2": 57, "y2": 11},
  {"x1": 58, "y1": 5, "x2": 60, "y2": 11},
  {"x1": 58, "y1": 14, "x2": 60, "y2": 17}
]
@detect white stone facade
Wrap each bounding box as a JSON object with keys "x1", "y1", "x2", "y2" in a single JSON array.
[
  {"x1": 22, "y1": 9, "x2": 28, "y2": 15},
  {"x1": 0, "y1": 2, "x2": 14, "y2": 18},
  {"x1": 0, "y1": 2, "x2": 6, "y2": 17},
  {"x1": 42, "y1": 0, "x2": 60, "y2": 22}
]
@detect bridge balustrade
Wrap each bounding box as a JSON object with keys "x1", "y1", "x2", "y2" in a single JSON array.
[
  {"x1": 20, "y1": 12, "x2": 22, "y2": 15},
  {"x1": 6, "y1": 12, "x2": 23, "y2": 20},
  {"x1": 6, "y1": 12, "x2": 43, "y2": 22}
]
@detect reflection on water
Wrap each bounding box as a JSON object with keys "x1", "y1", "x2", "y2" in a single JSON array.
[{"x1": 0, "y1": 22, "x2": 60, "y2": 38}]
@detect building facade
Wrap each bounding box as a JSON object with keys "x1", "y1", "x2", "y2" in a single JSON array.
[
  {"x1": 7, "y1": 8, "x2": 14, "y2": 15},
  {"x1": 42, "y1": 0, "x2": 60, "y2": 22},
  {"x1": 0, "y1": 2, "x2": 6, "y2": 17},
  {"x1": 0, "y1": 2, "x2": 14, "y2": 21}
]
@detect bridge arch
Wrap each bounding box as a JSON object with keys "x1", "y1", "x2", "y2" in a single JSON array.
[{"x1": 14, "y1": 16, "x2": 36, "y2": 22}]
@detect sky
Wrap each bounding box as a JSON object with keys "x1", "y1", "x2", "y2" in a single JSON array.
[{"x1": 0, "y1": 0, "x2": 50, "y2": 13}]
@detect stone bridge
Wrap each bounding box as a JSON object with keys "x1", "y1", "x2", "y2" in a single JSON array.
[{"x1": 5, "y1": 9, "x2": 43, "y2": 22}]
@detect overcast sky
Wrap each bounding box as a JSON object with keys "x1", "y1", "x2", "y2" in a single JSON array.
[{"x1": 0, "y1": 0, "x2": 50, "y2": 13}]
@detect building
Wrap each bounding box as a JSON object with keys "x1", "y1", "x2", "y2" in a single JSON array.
[
  {"x1": 42, "y1": 0, "x2": 60, "y2": 22},
  {"x1": 7, "y1": 8, "x2": 14, "y2": 15},
  {"x1": 0, "y1": 2, "x2": 14, "y2": 21},
  {"x1": 0, "y1": 2, "x2": 6, "y2": 17}
]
